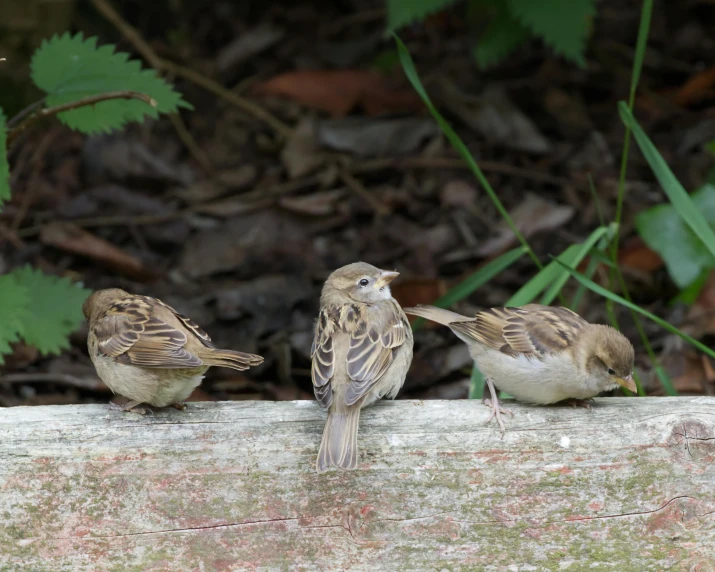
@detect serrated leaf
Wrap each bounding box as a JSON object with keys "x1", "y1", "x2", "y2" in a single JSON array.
[
  {"x1": 0, "y1": 275, "x2": 30, "y2": 364},
  {"x1": 506, "y1": 0, "x2": 594, "y2": 66},
  {"x1": 636, "y1": 184, "x2": 715, "y2": 289},
  {"x1": 9, "y1": 266, "x2": 92, "y2": 356},
  {"x1": 30, "y1": 32, "x2": 192, "y2": 134},
  {"x1": 0, "y1": 108, "x2": 9, "y2": 207},
  {"x1": 472, "y1": 2, "x2": 529, "y2": 68},
  {"x1": 386, "y1": 0, "x2": 463, "y2": 32}
]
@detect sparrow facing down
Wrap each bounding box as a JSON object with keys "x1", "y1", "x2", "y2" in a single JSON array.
[
  {"x1": 404, "y1": 303, "x2": 635, "y2": 431},
  {"x1": 83, "y1": 288, "x2": 263, "y2": 413},
  {"x1": 312, "y1": 262, "x2": 414, "y2": 472}
]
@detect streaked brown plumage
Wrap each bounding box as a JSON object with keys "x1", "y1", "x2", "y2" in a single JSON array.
[
  {"x1": 312, "y1": 262, "x2": 413, "y2": 472},
  {"x1": 83, "y1": 288, "x2": 263, "y2": 413},
  {"x1": 404, "y1": 304, "x2": 635, "y2": 431}
]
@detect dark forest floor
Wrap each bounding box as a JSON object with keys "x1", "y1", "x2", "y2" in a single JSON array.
[{"x1": 2, "y1": 0, "x2": 715, "y2": 408}]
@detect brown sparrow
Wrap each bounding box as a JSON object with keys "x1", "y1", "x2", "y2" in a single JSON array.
[
  {"x1": 312, "y1": 262, "x2": 413, "y2": 472},
  {"x1": 404, "y1": 303, "x2": 636, "y2": 431},
  {"x1": 83, "y1": 288, "x2": 263, "y2": 413}
]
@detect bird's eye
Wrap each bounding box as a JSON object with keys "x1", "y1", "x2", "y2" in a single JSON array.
[
  {"x1": 607, "y1": 368, "x2": 616, "y2": 375},
  {"x1": 359, "y1": 278, "x2": 369, "y2": 287}
]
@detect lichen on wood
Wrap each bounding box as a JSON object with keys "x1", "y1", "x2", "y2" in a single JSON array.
[{"x1": 0, "y1": 397, "x2": 713, "y2": 570}]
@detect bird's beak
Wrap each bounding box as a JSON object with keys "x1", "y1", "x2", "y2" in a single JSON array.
[
  {"x1": 614, "y1": 373, "x2": 637, "y2": 393},
  {"x1": 375, "y1": 270, "x2": 400, "y2": 289}
]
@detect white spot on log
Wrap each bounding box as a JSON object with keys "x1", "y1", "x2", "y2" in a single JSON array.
[{"x1": 560, "y1": 436, "x2": 571, "y2": 448}]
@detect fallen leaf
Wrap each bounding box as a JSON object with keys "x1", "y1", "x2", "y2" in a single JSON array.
[
  {"x1": 40, "y1": 222, "x2": 154, "y2": 280},
  {"x1": 440, "y1": 180, "x2": 478, "y2": 209},
  {"x1": 281, "y1": 119, "x2": 327, "y2": 179},
  {"x1": 254, "y1": 69, "x2": 423, "y2": 116},
  {"x1": 657, "y1": 348, "x2": 711, "y2": 395},
  {"x1": 445, "y1": 86, "x2": 552, "y2": 154},
  {"x1": 618, "y1": 237, "x2": 664, "y2": 273},
  {"x1": 217, "y1": 24, "x2": 284, "y2": 74},
  {"x1": 391, "y1": 277, "x2": 448, "y2": 309},
  {"x1": 177, "y1": 166, "x2": 257, "y2": 203},
  {"x1": 278, "y1": 189, "x2": 347, "y2": 216},
  {"x1": 683, "y1": 269, "x2": 715, "y2": 338},
  {"x1": 477, "y1": 193, "x2": 575, "y2": 257},
  {"x1": 673, "y1": 66, "x2": 715, "y2": 108},
  {"x1": 315, "y1": 117, "x2": 437, "y2": 157},
  {"x1": 179, "y1": 211, "x2": 315, "y2": 279}
]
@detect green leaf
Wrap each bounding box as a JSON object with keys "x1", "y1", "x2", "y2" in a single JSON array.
[
  {"x1": 0, "y1": 275, "x2": 30, "y2": 364},
  {"x1": 0, "y1": 107, "x2": 9, "y2": 207},
  {"x1": 10, "y1": 266, "x2": 91, "y2": 355},
  {"x1": 621, "y1": 103, "x2": 715, "y2": 260},
  {"x1": 31, "y1": 32, "x2": 192, "y2": 134},
  {"x1": 386, "y1": 0, "x2": 463, "y2": 32},
  {"x1": 636, "y1": 184, "x2": 715, "y2": 288},
  {"x1": 506, "y1": 0, "x2": 594, "y2": 66},
  {"x1": 411, "y1": 246, "x2": 527, "y2": 331},
  {"x1": 472, "y1": 1, "x2": 529, "y2": 68},
  {"x1": 554, "y1": 260, "x2": 715, "y2": 363}
]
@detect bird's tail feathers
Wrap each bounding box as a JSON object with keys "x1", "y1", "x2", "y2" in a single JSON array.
[
  {"x1": 202, "y1": 349, "x2": 263, "y2": 371},
  {"x1": 403, "y1": 305, "x2": 471, "y2": 326},
  {"x1": 316, "y1": 408, "x2": 360, "y2": 473}
]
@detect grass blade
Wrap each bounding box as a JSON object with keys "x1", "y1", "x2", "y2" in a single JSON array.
[
  {"x1": 619, "y1": 103, "x2": 715, "y2": 260},
  {"x1": 393, "y1": 33, "x2": 545, "y2": 275},
  {"x1": 507, "y1": 227, "x2": 609, "y2": 308},
  {"x1": 554, "y1": 260, "x2": 715, "y2": 366},
  {"x1": 540, "y1": 225, "x2": 611, "y2": 305},
  {"x1": 411, "y1": 246, "x2": 527, "y2": 331}
]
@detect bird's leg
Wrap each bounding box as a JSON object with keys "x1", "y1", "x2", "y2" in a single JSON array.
[
  {"x1": 109, "y1": 399, "x2": 147, "y2": 415},
  {"x1": 171, "y1": 402, "x2": 188, "y2": 411},
  {"x1": 564, "y1": 398, "x2": 594, "y2": 410},
  {"x1": 482, "y1": 377, "x2": 513, "y2": 433}
]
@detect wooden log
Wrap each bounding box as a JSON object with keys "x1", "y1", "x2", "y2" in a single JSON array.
[{"x1": 1, "y1": 397, "x2": 714, "y2": 570}]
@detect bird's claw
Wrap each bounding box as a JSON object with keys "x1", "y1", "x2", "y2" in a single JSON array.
[
  {"x1": 482, "y1": 397, "x2": 514, "y2": 433},
  {"x1": 565, "y1": 398, "x2": 594, "y2": 410},
  {"x1": 109, "y1": 400, "x2": 147, "y2": 415}
]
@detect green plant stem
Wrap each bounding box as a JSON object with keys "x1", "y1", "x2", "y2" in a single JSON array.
[
  {"x1": 7, "y1": 91, "x2": 157, "y2": 147},
  {"x1": 602, "y1": 0, "x2": 661, "y2": 395},
  {"x1": 393, "y1": 34, "x2": 568, "y2": 306}
]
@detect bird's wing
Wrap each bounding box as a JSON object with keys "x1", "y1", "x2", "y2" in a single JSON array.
[
  {"x1": 311, "y1": 306, "x2": 338, "y2": 408},
  {"x1": 93, "y1": 296, "x2": 204, "y2": 368},
  {"x1": 311, "y1": 301, "x2": 411, "y2": 408},
  {"x1": 344, "y1": 300, "x2": 410, "y2": 406},
  {"x1": 450, "y1": 304, "x2": 587, "y2": 358}
]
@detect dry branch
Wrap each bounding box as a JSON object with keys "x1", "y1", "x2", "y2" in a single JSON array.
[{"x1": 1, "y1": 397, "x2": 714, "y2": 570}]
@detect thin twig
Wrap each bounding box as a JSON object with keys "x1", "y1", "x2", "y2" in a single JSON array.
[
  {"x1": 11, "y1": 128, "x2": 62, "y2": 231},
  {"x1": 354, "y1": 156, "x2": 569, "y2": 187},
  {"x1": 0, "y1": 373, "x2": 106, "y2": 391},
  {"x1": 89, "y1": 0, "x2": 292, "y2": 138},
  {"x1": 6, "y1": 98, "x2": 46, "y2": 129},
  {"x1": 168, "y1": 113, "x2": 215, "y2": 176},
  {"x1": 338, "y1": 167, "x2": 390, "y2": 216},
  {"x1": 7, "y1": 91, "x2": 157, "y2": 147}
]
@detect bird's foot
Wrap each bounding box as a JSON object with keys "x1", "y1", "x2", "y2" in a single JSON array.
[
  {"x1": 482, "y1": 398, "x2": 514, "y2": 433},
  {"x1": 565, "y1": 398, "x2": 594, "y2": 410},
  {"x1": 171, "y1": 402, "x2": 188, "y2": 411},
  {"x1": 482, "y1": 378, "x2": 513, "y2": 434},
  {"x1": 109, "y1": 400, "x2": 147, "y2": 415}
]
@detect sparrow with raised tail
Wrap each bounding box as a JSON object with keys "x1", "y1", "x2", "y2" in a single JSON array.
[
  {"x1": 83, "y1": 288, "x2": 263, "y2": 413},
  {"x1": 404, "y1": 304, "x2": 635, "y2": 431},
  {"x1": 312, "y1": 262, "x2": 413, "y2": 472}
]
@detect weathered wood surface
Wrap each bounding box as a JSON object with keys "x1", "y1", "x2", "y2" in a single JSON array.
[{"x1": 1, "y1": 397, "x2": 714, "y2": 571}]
